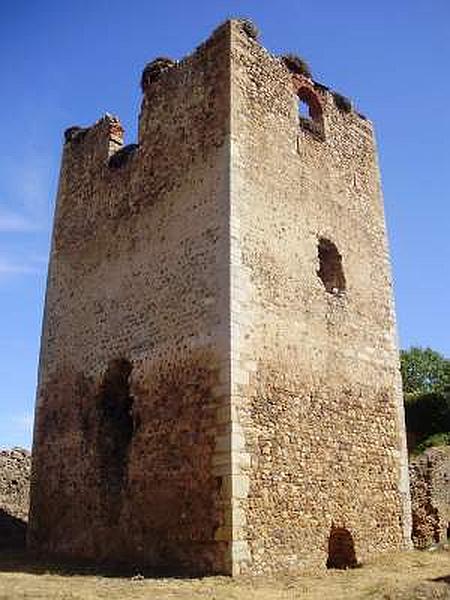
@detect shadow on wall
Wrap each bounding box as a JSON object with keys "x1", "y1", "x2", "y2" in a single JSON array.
[
  {"x1": 326, "y1": 525, "x2": 358, "y2": 569},
  {"x1": 0, "y1": 509, "x2": 27, "y2": 549},
  {"x1": 431, "y1": 574, "x2": 450, "y2": 587},
  {"x1": 96, "y1": 358, "x2": 134, "y2": 511}
]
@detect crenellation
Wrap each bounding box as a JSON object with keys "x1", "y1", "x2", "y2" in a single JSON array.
[
  {"x1": 140, "y1": 57, "x2": 177, "y2": 92},
  {"x1": 63, "y1": 114, "x2": 124, "y2": 160}
]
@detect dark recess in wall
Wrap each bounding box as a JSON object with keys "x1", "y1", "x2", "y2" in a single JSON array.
[
  {"x1": 0, "y1": 509, "x2": 26, "y2": 549},
  {"x1": 96, "y1": 358, "x2": 134, "y2": 521}
]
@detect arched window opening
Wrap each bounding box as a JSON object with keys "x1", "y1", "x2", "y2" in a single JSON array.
[
  {"x1": 297, "y1": 87, "x2": 324, "y2": 139},
  {"x1": 317, "y1": 238, "x2": 346, "y2": 295},
  {"x1": 326, "y1": 526, "x2": 358, "y2": 569}
]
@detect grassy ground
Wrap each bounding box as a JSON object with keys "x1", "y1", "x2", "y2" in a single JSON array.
[{"x1": 0, "y1": 549, "x2": 449, "y2": 599}]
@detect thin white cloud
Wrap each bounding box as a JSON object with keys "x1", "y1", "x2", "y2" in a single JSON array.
[
  {"x1": 0, "y1": 257, "x2": 41, "y2": 276},
  {"x1": 13, "y1": 413, "x2": 34, "y2": 431},
  {"x1": 8, "y1": 413, "x2": 34, "y2": 449},
  {"x1": 1, "y1": 149, "x2": 55, "y2": 231},
  {"x1": 29, "y1": 253, "x2": 49, "y2": 266},
  {"x1": 0, "y1": 211, "x2": 38, "y2": 233}
]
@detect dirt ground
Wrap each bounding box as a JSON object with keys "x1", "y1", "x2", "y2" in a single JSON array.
[{"x1": 0, "y1": 549, "x2": 449, "y2": 600}]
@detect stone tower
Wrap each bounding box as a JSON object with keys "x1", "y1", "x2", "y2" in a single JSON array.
[{"x1": 29, "y1": 20, "x2": 411, "y2": 575}]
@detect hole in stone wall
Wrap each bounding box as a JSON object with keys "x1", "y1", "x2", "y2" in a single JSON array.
[
  {"x1": 447, "y1": 523, "x2": 450, "y2": 540},
  {"x1": 317, "y1": 238, "x2": 346, "y2": 295},
  {"x1": 326, "y1": 526, "x2": 358, "y2": 569},
  {"x1": 96, "y1": 358, "x2": 134, "y2": 500},
  {"x1": 298, "y1": 99, "x2": 311, "y2": 119},
  {"x1": 297, "y1": 87, "x2": 324, "y2": 140}
]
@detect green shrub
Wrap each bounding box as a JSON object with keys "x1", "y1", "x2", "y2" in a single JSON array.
[
  {"x1": 64, "y1": 126, "x2": 88, "y2": 144},
  {"x1": 405, "y1": 390, "x2": 450, "y2": 451},
  {"x1": 141, "y1": 57, "x2": 176, "y2": 91},
  {"x1": 281, "y1": 54, "x2": 312, "y2": 79},
  {"x1": 332, "y1": 92, "x2": 352, "y2": 113},
  {"x1": 401, "y1": 347, "x2": 450, "y2": 397},
  {"x1": 414, "y1": 432, "x2": 450, "y2": 455},
  {"x1": 238, "y1": 18, "x2": 260, "y2": 41}
]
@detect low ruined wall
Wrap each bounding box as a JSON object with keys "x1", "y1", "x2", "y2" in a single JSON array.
[
  {"x1": 0, "y1": 448, "x2": 31, "y2": 548},
  {"x1": 409, "y1": 447, "x2": 450, "y2": 549}
]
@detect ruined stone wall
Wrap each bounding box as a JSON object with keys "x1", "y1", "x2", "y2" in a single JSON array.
[
  {"x1": 410, "y1": 447, "x2": 450, "y2": 549},
  {"x1": 228, "y1": 22, "x2": 411, "y2": 574},
  {"x1": 30, "y1": 23, "x2": 232, "y2": 574},
  {"x1": 0, "y1": 448, "x2": 31, "y2": 548}
]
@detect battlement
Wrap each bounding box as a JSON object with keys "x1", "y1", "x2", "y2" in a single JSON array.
[
  {"x1": 60, "y1": 20, "x2": 232, "y2": 178},
  {"x1": 52, "y1": 18, "x2": 379, "y2": 278},
  {"x1": 59, "y1": 19, "x2": 371, "y2": 193}
]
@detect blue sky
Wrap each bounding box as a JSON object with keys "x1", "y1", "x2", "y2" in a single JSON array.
[{"x1": 1, "y1": 0, "x2": 449, "y2": 448}]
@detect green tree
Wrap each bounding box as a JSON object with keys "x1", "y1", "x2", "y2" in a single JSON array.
[
  {"x1": 400, "y1": 347, "x2": 450, "y2": 453},
  {"x1": 400, "y1": 346, "x2": 450, "y2": 398},
  {"x1": 405, "y1": 391, "x2": 450, "y2": 441}
]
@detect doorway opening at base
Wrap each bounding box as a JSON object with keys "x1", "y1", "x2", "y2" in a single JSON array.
[{"x1": 326, "y1": 525, "x2": 358, "y2": 569}]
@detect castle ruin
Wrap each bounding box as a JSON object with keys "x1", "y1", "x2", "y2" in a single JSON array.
[{"x1": 29, "y1": 20, "x2": 412, "y2": 575}]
